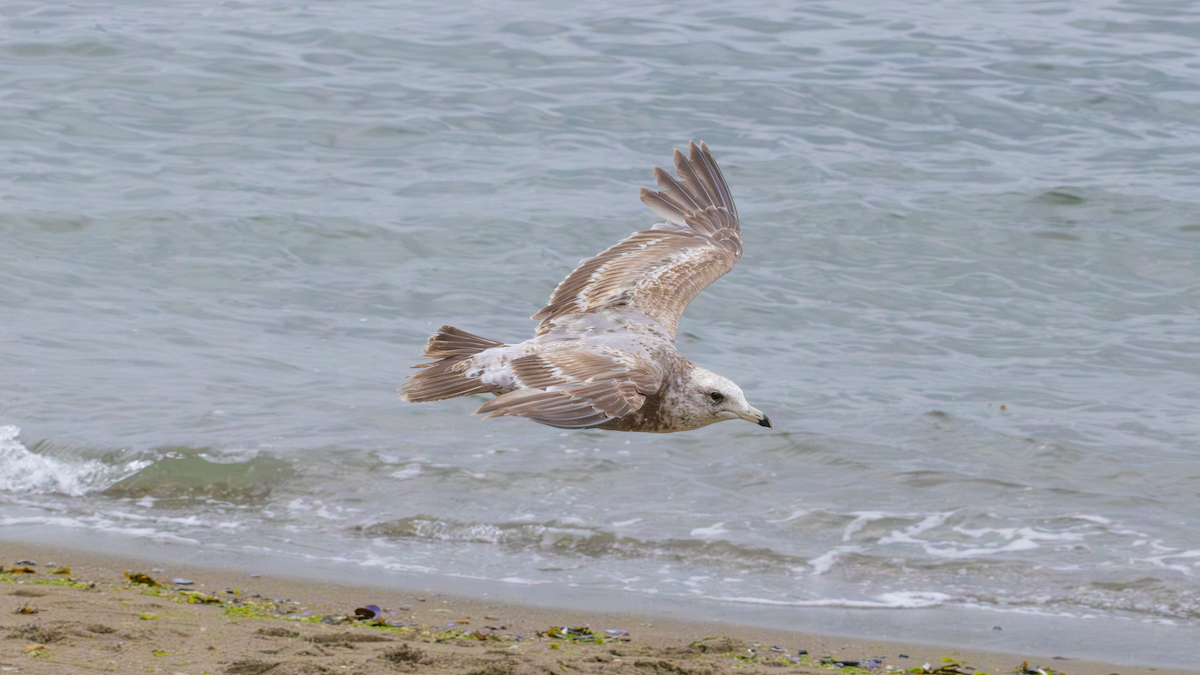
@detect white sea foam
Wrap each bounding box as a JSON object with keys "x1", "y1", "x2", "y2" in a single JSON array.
[
  {"x1": 390, "y1": 462, "x2": 423, "y2": 480},
  {"x1": 807, "y1": 545, "x2": 865, "y2": 575},
  {"x1": 842, "y1": 511, "x2": 891, "y2": 541},
  {"x1": 690, "y1": 522, "x2": 729, "y2": 538},
  {"x1": 876, "y1": 512, "x2": 1096, "y2": 559},
  {"x1": 0, "y1": 514, "x2": 199, "y2": 545},
  {"x1": 1137, "y1": 549, "x2": 1200, "y2": 575},
  {"x1": 500, "y1": 576, "x2": 553, "y2": 585},
  {"x1": 765, "y1": 508, "x2": 809, "y2": 524},
  {"x1": 699, "y1": 591, "x2": 950, "y2": 609},
  {"x1": 0, "y1": 425, "x2": 149, "y2": 496}
]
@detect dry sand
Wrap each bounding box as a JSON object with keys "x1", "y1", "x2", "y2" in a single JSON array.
[{"x1": 0, "y1": 540, "x2": 1193, "y2": 675}]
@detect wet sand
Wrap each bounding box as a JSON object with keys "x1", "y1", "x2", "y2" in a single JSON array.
[{"x1": 0, "y1": 540, "x2": 1193, "y2": 675}]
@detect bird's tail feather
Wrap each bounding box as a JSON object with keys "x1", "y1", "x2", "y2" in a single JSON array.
[{"x1": 400, "y1": 326, "x2": 503, "y2": 402}]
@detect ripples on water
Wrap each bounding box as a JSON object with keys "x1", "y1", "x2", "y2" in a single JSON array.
[{"x1": 2, "y1": 0, "x2": 1199, "y2": 660}]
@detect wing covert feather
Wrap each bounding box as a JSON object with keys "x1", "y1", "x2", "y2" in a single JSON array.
[{"x1": 474, "y1": 349, "x2": 660, "y2": 430}]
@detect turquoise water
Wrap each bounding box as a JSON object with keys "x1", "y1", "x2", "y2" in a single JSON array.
[{"x1": 2, "y1": 0, "x2": 1199, "y2": 664}]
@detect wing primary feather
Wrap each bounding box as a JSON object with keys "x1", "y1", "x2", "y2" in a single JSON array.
[
  {"x1": 694, "y1": 141, "x2": 737, "y2": 220},
  {"x1": 653, "y1": 167, "x2": 703, "y2": 212},
  {"x1": 673, "y1": 147, "x2": 717, "y2": 209},
  {"x1": 640, "y1": 189, "x2": 689, "y2": 224}
]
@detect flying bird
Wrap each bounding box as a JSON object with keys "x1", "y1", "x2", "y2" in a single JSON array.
[{"x1": 401, "y1": 141, "x2": 770, "y2": 433}]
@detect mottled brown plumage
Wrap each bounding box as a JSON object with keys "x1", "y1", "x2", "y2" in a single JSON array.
[{"x1": 402, "y1": 142, "x2": 770, "y2": 433}]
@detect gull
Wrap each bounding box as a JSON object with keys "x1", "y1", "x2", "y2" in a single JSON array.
[{"x1": 402, "y1": 142, "x2": 770, "y2": 432}]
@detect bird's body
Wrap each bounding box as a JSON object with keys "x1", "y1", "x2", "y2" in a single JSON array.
[{"x1": 402, "y1": 142, "x2": 770, "y2": 433}]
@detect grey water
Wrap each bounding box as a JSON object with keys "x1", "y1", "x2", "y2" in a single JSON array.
[{"x1": 2, "y1": 0, "x2": 1199, "y2": 665}]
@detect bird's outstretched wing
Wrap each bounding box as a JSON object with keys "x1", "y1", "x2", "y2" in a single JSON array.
[
  {"x1": 475, "y1": 349, "x2": 661, "y2": 429},
  {"x1": 532, "y1": 141, "x2": 742, "y2": 339}
]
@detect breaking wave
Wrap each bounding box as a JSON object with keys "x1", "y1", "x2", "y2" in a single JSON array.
[{"x1": 0, "y1": 425, "x2": 150, "y2": 497}]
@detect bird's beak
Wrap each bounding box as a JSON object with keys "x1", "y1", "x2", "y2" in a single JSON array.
[{"x1": 739, "y1": 406, "x2": 772, "y2": 428}]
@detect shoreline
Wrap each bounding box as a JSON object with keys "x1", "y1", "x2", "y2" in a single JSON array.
[{"x1": 1, "y1": 538, "x2": 1195, "y2": 675}]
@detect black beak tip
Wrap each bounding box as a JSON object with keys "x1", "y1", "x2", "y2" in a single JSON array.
[{"x1": 758, "y1": 415, "x2": 772, "y2": 428}]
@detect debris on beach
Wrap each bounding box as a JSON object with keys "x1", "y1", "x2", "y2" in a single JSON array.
[
  {"x1": 171, "y1": 577, "x2": 195, "y2": 585},
  {"x1": 463, "y1": 628, "x2": 503, "y2": 641},
  {"x1": 895, "y1": 661, "x2": 975, "y2": 674},
  {"x1": 125, "y1": 571, "x2": 163, "y2": 587},
  {"x1": 821, "y1": 657, "x2": 863, "y2": 667},
  {"x1": 178, "y1": 590, "x2": 222, "y2": 604},
  {"x1": 352, "y1": 604, "x2": 400, "y2": 626},
  {"x1": 542, "y1": 626, "x2": 592, "y2": 639},
  {"x1": 540, "y1": 626, "x2": 600, "y2": 642},
  {"x1": 354, "y1": 604, "x2": 382, "y2": 620},
  {"x1": 538, "y1": 625, "x2": 632, "y2": 643},
  {"x1": 49, "y1": 567, "x2": 71, "y2": 575},
  {"x1": 819, "y1": 656, "x2": 885, "y2": 669},
  {"x1": 14, "y1": 603, "x2": 38, "y2": 615}
]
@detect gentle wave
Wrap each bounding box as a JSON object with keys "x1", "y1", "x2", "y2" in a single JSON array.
[{"x1": 0, "y1": 426, "x2": 149, "y2": 497}]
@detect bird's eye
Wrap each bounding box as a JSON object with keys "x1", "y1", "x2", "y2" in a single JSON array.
[{"x1": 709, "y1": 391, "x2": 725, "y2": 403}]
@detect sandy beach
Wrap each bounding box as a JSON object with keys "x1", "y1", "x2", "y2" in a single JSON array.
[{"x1": 0, "y1": 540, "x2": 1192, "y2": 675}]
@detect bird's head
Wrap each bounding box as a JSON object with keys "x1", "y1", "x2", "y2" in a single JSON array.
[{"x1": 683, "y1": 367, "x2": 771, "y2": 430}]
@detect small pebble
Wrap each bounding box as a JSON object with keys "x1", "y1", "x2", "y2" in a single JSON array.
[
  {"x1": 15, "y1": 560, "x2": 35, "y2": 566},
  {"x1": 172, "y1": 578, "x2": 195, "y2": 585},
  {"x1": 605, "y1": 629, "x2": 629, "y2": 636},
  {"x1": 993, "y1": 625, "x2": 1002, "y2": 631}
]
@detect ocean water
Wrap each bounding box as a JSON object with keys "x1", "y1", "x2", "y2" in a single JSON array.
[{"x1": 2, "y1": 0, "x2": 1199, "y2": 664}]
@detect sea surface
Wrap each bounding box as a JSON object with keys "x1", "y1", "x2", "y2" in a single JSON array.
[{"x1": 2, "y1": 0, "x2": 1199, "y2": 665}]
